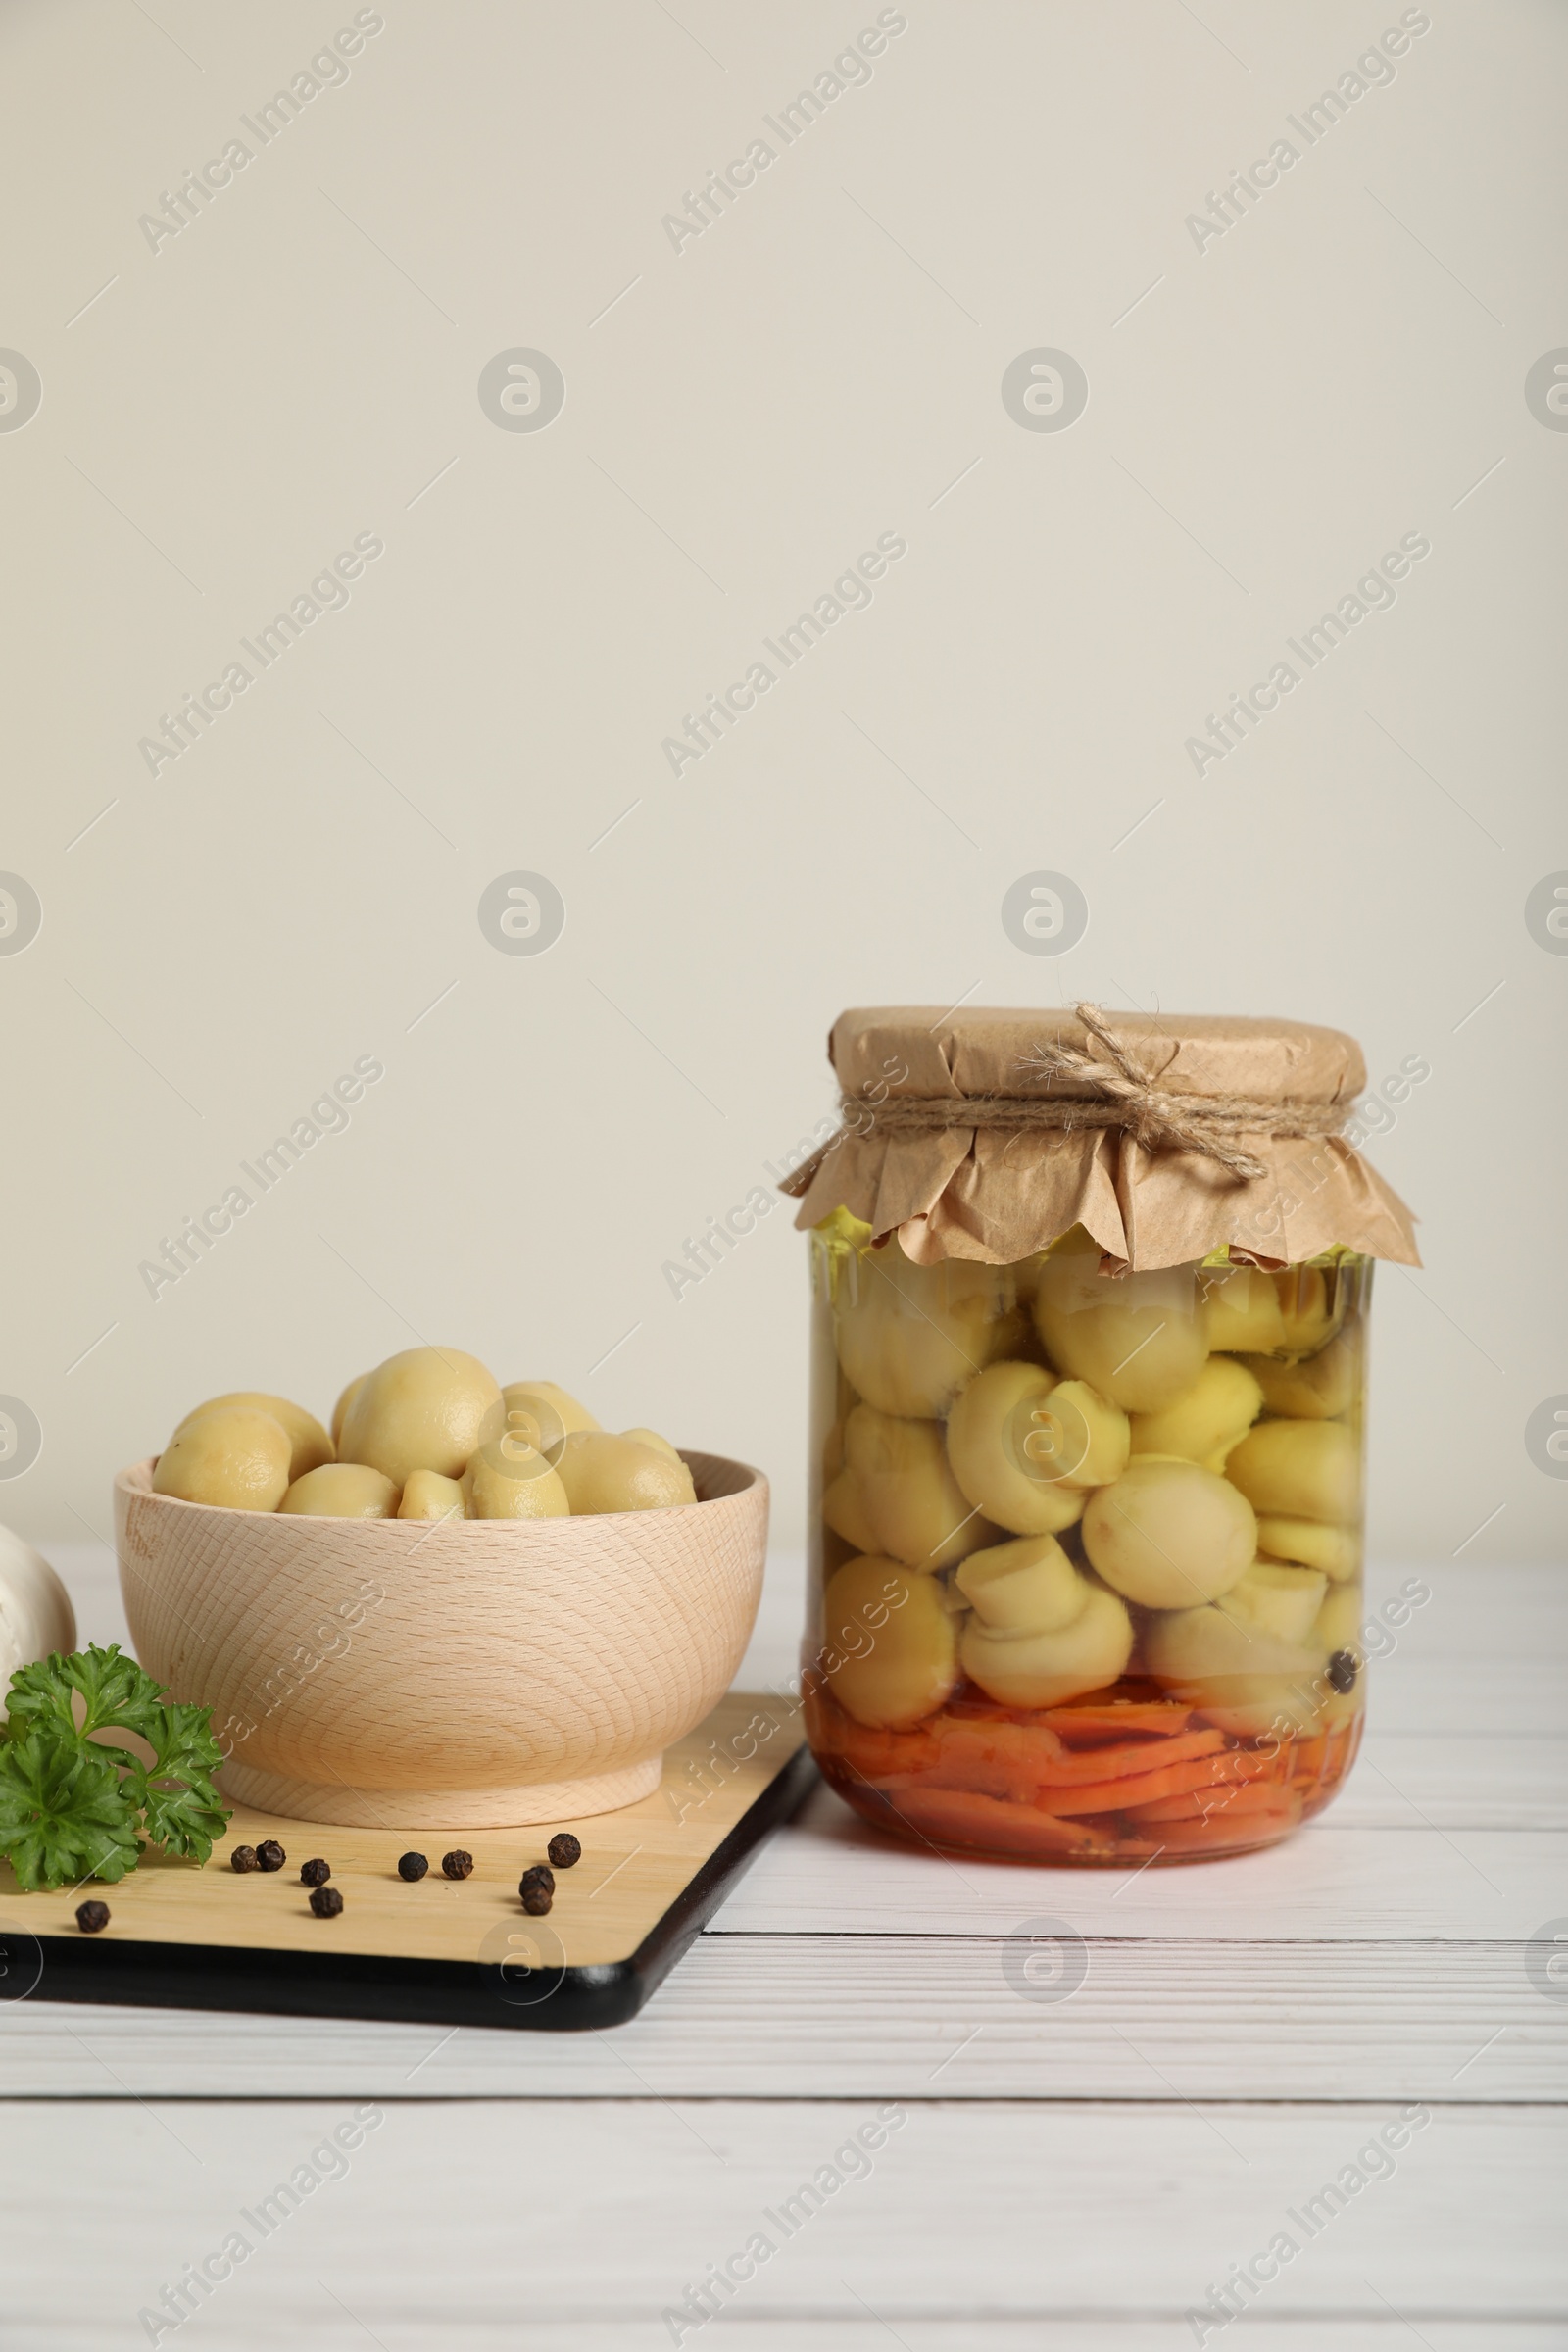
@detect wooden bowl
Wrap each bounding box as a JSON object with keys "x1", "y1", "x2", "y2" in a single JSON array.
[{"x1": 115, "y1": 1451, "x2": 768, "y2": 1830}]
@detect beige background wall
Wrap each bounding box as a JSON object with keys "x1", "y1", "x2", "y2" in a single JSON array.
[{"x1": 0, "y1": 0, "x2": 1563, "y2": 1562}]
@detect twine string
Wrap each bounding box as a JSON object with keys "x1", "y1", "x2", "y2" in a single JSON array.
[{"x1": 824, "y1": 1003, "x2": 1351, "y2": 1185}]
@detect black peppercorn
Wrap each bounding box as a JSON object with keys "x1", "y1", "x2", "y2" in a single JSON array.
[
  {"x1": 441, "y1": 1849, "x2": 473, "y2": 1881},
  {"x1": 255, "y1": 1839, "x2": 286, "y2": 1873},
  {"x1": 397, "y1": 1851, "x2": 429, "y2": 1882},
  {"x1": 310, "y1": 1886, "x2": 344, "y2": 1919},
  {"x1": 230, "y1": 1844, "x2": 259, "y2": 1874},
  {"x1": 520, "y1": 1863, "x2": 554, "y2": 1894},
  {"x1": 520, "y1": 1882, "x2": 553, "y2": 1916},
  {"x1": 299, "y1": 1858, "x2": 331, "y2": 1888},
  {"x1": 547, "y1": 1834, "x2": 581, "y2": 1870},
  {"x1": 1327, "y1": 1649, "x2": 1359, "y2": 1695},
  {"x1": 75, "y1": 1900, "x2": 110, "y2": 1934}
]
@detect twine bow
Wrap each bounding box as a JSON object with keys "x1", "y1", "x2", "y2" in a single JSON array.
[{"x1": 1016, "y1": 1003, "x2": 1302, "y2": 1179}]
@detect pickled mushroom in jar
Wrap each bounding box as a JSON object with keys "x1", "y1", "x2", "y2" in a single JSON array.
[
  {"x1": 1200, "y1": 1265, "x2": 1287, "y2": 1353},
  {"x1": 1034, "y1": 1380, "x2": 1130, "y2": 1489},
  {"x1": 1224, "y1": 1419, "x2": 1361, "y2": 1524},
  {"x1": 1140, "y1": 1598, "x2": 1325, "y2": 1738},
  {"x1": 1215, "y1": 1560, "x2": 1328, "y2": 1645},
  {"x1": 959, "y1": 1576, "x2": 1134, "y2": 1710},
  {"x1": 1271, "y1": 1265, "x2": 1348, "y2": 1360},
  {"x1": 1128, "y1": 1356, "x2": 1262, "y2": 1471},
  {"x1": 1082, "y1": 1457, "x2": 1256, "y2": 1609},
  {"x1": 1142, "y1": 1598, "x2": 1318, "y2": 1681},
  {"x1": 955, "y1": 1532, "x2": 1086, "y2": 1633},
  {"x1": 844, "y1": 1404, "x2": 999, "y2": 1570},
  {"x1": 1254, "y1": 1516, "x2": 1361, "y2": 1583},
  {"x1": 1239, "y1": 1336, "x2": 1355, "y2": 1420},
  {"x1": 1033, "y1": 1254, "x2": 1207, "y2": 1413},
  {"x1": 821, "y1": 1556, "x2": 958, "y2": 1728},
  {"x1": 944, "y1": 1361, "x2": 1090, "y2": 1537},
  {"x1": 833, "y1": 1241, "x2": 1024, "y2": 1420},
  {"x1": 822, "y1": 1465, "x2": 880, "y2": 1554}
]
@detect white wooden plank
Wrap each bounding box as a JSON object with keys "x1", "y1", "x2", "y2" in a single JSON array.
[
  {"x1": 713, "y1": 1785, "x2": 1567, "y2": 1942},
  {"x1": 1326, "y1": 1735, "x2": 1568, "y2": 1829},
  {"x1": 1367, "y1": 1662, "x2": 1564, "y2": 1737},
  {"x1": 15, "y1": 2331, "x2": 1533, "y2": 2352},
  {"x1": 0, "y1": 2101, "x2": 1558, "y2": 2349},
  {"x1": 4, "y1": 1807, "x2": 1560, "y2": 2095},
  {"x1": 4, "y1": 1935, "x2": 1562, "y2": 2103},
  {"x1": 1357, "y1": 1562, "x2": 1568, "y2": 1654}
]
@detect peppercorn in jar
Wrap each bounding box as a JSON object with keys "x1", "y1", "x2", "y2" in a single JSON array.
[{"x1": 785, "y1": 1005, "x2": 1419, "y2": 1865}]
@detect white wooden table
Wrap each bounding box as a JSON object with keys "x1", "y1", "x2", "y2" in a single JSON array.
[{"x1": 3, "y1": 1548, "x2": 1564, "y2": 2349}]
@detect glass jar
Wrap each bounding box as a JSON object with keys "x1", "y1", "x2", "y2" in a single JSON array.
[{"x1": 802, "y1": 1220, "x2": 1370, "y2": 1863}]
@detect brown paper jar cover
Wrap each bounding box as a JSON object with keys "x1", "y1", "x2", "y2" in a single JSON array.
[{"x1": 785, "y1": 1006, "x2": 1420, "y2": 1273}]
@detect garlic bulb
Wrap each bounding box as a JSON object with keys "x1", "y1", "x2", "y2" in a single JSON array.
[{"x1": 0, "y1": 1525, "x2": 76, "y2": 1685}]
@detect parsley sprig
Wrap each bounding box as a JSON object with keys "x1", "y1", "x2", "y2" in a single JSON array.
[{"x1": 0, "y1": 1644, "x2": 229, "y2": 1892}]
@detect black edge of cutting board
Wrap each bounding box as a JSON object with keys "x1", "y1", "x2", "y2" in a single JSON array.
[{"x1": 17, "y1": 1746, "x2": 818, "y2": 2034}]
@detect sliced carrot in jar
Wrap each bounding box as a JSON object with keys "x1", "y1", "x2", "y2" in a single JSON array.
[
  {"x1": 1044, "y1": 1743, "x2": 1281, "y2": 1817},
  {"x1": 809, "y1": 1706, "x2": 942, "y2": 1781},
  {"x1": 911, "y1": 1720, "x2": 1227, "y2": 1799},
  {"x1": 1127, "y1": 1778, "x2": 1297, "y2": 1824},
  {"x1": 1038, "y1": 1700, "x2": 1195, "y2": 1741},
  {"x1": 1145, "y1": 1793, "x2": 1302, "y2": 1852},
  {"x1": 913, "y1": 1719, "x2": 1065, "y2": 1801},
  {"x1": 1029, "y1": 1728, "x2": 1226, "y2": 1788},
  {"x1": 880, "y1": 1783, "x2": 1108, "y2": 1859}
]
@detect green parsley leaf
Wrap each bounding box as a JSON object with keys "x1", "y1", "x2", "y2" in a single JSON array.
[
  {"x1": 133, "y1": 1772, "x2": 230, "y2": 1862},
  {"x1": 0, "y1": 1727, "x2": 141, "y2": 1893},
  {"x1": 123, "y1": 1700, "x2": 230, "y2": 1863},
  {"x1": 0, "y1": 1646, "x2": 231, "y2": 1890},
  {"x1": 7, "y1": 1642, "x2": 169, "y2": 1742}
]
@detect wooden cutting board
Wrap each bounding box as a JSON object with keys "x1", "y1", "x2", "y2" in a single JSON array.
[{"x1": 0, "y1": 1692, "x2": 813, "y2": 2031}]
